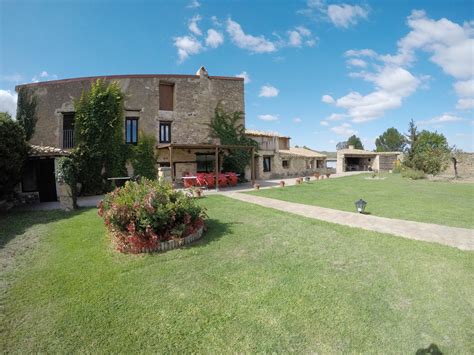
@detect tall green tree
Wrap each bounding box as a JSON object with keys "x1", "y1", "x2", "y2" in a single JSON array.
[
  {"x1": 209, "y1": 105, "x2": 257, "y2": 175},
  {"x1": 131, "y1": 132, "x2": 158, "y2": 180},
  {"x1": 410, "y1": 130, "x2": 450, "y2": 175},
  {"x1": 347, "y1": 135, "x2": 364, "y2": 150},
  {"x1": 16, "y1": 87, "x2": 38, "y2": 141},
  {"x1": 0, "y1": 112, "x2": 29, "y2": 199},
  {"x1": 73, "y1": 80, "x2": 127, "y2": 194},
  {"x1": 404, "y1": 119, "x2": 419, "y2": 167},
  {"x1": 375, "y1": 127, "x2": 406, "y2": 152}
]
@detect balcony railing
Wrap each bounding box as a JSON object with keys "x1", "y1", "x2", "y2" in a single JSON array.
[{"x1": 63, "y1": 129, "x2": 74, "y2": 149}]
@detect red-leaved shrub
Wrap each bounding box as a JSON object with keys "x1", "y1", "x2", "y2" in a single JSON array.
[{"x1": 98, "y1": 178, "x2": 206, "y2": 253}]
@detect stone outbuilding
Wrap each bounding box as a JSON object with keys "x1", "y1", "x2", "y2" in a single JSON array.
[
  {"x1": 246, "y1": 130, "x2": 327, "y2": 179},
  {"x1": 336, "y1": 145, "x2": 402, "y2": 173}
]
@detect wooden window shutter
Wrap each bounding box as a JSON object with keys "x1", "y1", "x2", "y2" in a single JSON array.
[{"x1": 159, "y1": 83, "x2": 174, "y2": 111}]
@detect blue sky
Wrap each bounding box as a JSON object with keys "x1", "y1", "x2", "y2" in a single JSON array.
[{"x1": 1, "y1": 0, "x2": 473, "y2": 151}]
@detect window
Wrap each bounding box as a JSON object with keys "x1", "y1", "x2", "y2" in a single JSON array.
[
  {"x1": 282, "y1": 160, "x2": 289, "y2": 169},
  {"x1": 159, "y1": 122, "x2": 171, "y2": 143},
  {"x1": 62, "y1": 112, "x2": 75, "y2": 148},
  {"x1": 125, "y1": 117, "x2": 138, "y2": 144},
  {"x1": 196, "y1": 153, "x2": 215, "y2": 173},
  {"x1": 263, "y1": 156, "x2": 272, "y2": 172},
  {"x1": 159, "y1": 83, "x2": 174, "y2": 111}
]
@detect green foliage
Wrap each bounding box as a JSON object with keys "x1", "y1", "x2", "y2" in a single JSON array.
[
  {"x1": 401, "y1": 167, "x2": 425, "y2": 180},
  {"x1": 337, "y1": 135, "x2": 364, "y2": 150},
  {"x1": 16, "y1": 87, "x2": 38, "y2": 141},
  {"x1": 404, "y1": 119, "x2": 419, "y2": 164},
  {"x1": 375, "y1": 127, "x2": 406, "y2": 152},
  {"x1": 55, "y1": 156, "x2": 78, "y2": 205},
  {"x1": 0, "y1": 112, "x2": 29, "y2": 199},
  {"x1": 406, "y1": 130, "x2": 450, "y2": 175},
  {"x1": 72, "y1": 80, "x2": 128, "y2": 194},
  {"x1": 98, "y1": 178, "x2": 206, "y2": 253},
  {"x1": 209, "y1": 105, "x2": 258, "y2": 176},
  {"x1": 131, "y1": 132, "x2": 158, "y2": 179}
]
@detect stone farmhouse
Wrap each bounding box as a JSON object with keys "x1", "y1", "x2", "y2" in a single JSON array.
[
  {"x1": 246, "y1": 130, "x2": 327, "y2": 179},
  {"x1": 14, "y1": 67, "x2": 326, "y2": 202},
  {"x1": 336, "y1": 146, "x2": 401, "y2": 173}
]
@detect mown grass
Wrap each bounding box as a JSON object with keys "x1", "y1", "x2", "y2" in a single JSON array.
[
  {"x1": 1, "y1": 196, "x2": 473, "y2": 353},
  {"x1": 247, "y1": 173, "x2": 474, "y2": 228}
]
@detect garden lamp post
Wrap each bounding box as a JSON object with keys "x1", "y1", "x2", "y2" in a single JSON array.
[{"x1": 355, "y1": 199, "x2": 367, "y2": 213}]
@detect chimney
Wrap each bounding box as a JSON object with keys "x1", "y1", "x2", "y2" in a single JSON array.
[
  {"x1": 196, "y1": 66, "x2": 208, "y2": 78},
  {"x1": 348, "y1": 145, "x2": 355, "y2": 150}
]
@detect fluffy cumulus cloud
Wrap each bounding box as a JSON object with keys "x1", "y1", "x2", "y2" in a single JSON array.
[
  {"x1": 418, "y1": 113, "x2": 465, "y2": 126},
  {"x1": 326, "y1": 113, "x2": 347, "y2": 121},
  {"x1": 259, "y1": 84, "x2": 279, "y2": 98},
  {"x1": 258, "y1": 114, "x2": 279, "y2": 121},
  {"x1": 299, "y1": 1, "x2": 369, "y2": 29},
  {"x1": 293, "y1": 117, "x2": 302, "y2": 123},
  {"x1": 188, "y1": 15, "x2": 202, "y2": 36},
  {"x1": 321, "y1": 94, "x2": 335, "y2": 103},
  {"x1": 186, "y1": 0, "x2": 200, "y2": 9},
  {"x1": 324, "y1": 11, "x2": 474, "y2": 123},
  {"x1": 31, "y1": 71, "x2": 57, "y2": 83},
  {"x1": 236, "y1": 71, "x2": 251, "y2": 84},
  {"x1": 286, "y1": 26, "x2": 315, "y2": 47},
  {"x1": 174, "y1": 35, "x2": 203, "y2": 62},
  {"x1": 330, "y1": 123, "x2": 357, "y2": 137},
  {"x1": 205, "y1": 29, "x2": 224, "y2": 48},
  {"x1": 226, "y1": 18, "x2": 276, "y2": 53},
  {"x1": 320, "y1": 120, "x2": 329, "y2": 126},
  {"x1": 0, "y1": 89, "x2": 18, "y2": 117}
]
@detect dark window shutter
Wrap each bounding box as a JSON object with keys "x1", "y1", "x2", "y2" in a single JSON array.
[{"x1": 159, "y1": 83, "x2": 174, "y2": 111}]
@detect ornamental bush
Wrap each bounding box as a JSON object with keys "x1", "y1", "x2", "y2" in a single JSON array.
[{"x1": 98, "y1": 178, "x2": 206, "y2": 253}]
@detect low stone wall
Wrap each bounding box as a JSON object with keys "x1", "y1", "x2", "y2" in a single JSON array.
[
  {"x1": 443, "y1": 153, "x2": 474, "y2": 178},
  {"x1": 134, "y1": 225, "x2": 204, "y2": 253}
]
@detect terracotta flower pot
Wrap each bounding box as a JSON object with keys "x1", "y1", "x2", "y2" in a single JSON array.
[
  {"x1": 279, "y1": 181, "x2": 285, "y2": 187},
  {"x1": 326, "y1": 173, "x2": 331, "y2": 179},
  {"x1": 193, "y1": 189, "x2": 202, "y2": 198},
  {"x1": 254, "y1": 184, "x2": 260, "y2": 190}
]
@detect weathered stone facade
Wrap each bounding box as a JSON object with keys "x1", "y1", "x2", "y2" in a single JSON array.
[
  {"x1": 246, "y1": 130, "x2": 327, "y2": 179},
  {"x1": 336, "y1": 146, "x2": 402, "y2": 173},
  {"x1": 16, "y1": 67, "x2": 244, "y2": 150}
]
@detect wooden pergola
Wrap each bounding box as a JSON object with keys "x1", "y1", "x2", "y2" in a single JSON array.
[{"x1": 156, "y1": 143, "x2": 257, "y2": 189}]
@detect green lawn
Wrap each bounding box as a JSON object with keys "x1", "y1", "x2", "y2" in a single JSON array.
[
  {"x1": 247, "y1": 173, "x2": 474, "y2": 228},
  {"x1": 1, "y1": 196, "x2": 473, "y2": 353}
]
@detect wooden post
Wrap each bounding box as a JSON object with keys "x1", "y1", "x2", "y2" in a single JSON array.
[
  {"x1": 251, "y1": 147, "x2": 255, "y2": 186},
  {"x1": 215, "y1": 146, "x2": 219, "y2": 191},
  {"x1": 169, "y1": 146, "x2": 174, "y2": 181}
]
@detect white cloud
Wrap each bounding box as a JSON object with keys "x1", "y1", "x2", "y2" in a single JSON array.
[
  {"x1": 188, "y1": 15, "x2": 202, "y2": 36},
  {"x1": 418, "y1": 113, "x2": 465, "y2": 125},
  {"x1": 205, "y1": 29, "x2": 224, "y2": 48},
  {"x1": 287, "y1": 30, "x2": 303, "y2": 47},
  {"x1": 0, "y1": 89, "x2": 18, "y2": 117},
  {"x1": 331, "y1": 123, "x2": 357, "y2": 137},
  {"x1": 1, "y1": 73, "x2": 23, "y2": 83},
  {"x1": 454, "y1": 79, "x2": 474, "y2": 110},
  {"x1": 320, "y1": 120, "x2": 329, "y2": 126},
  {"x1": 321, "y1": 94, "x2": 335, "y2": 103},
  {"x1": 186, "y1": 0, "x2": 200, "y2": 9},
  {"x1": 293, "y1": 117, "x2": 302, "y2": 123},
  {"x1": 456, "y1": 98, "x2": 474, "y2": 110},
  {"x1": 287, "y1": 26, "x2": 314, "y2": 47},
  {"x1": 226, "y1": 18, "x2": 277, "y2": 53},
  {"x1": 174, "y1": 35, "x2": 203, "y2": 62},
  {"x1": 347, "y1": 58, "x2": 367, "y2": 68},
  {"x1": 258, "y1": 114, "x2": 279, "y2": 121},
  {"x1": 345, "y1": 48, "x2": 378, "y2": 57},
  {"x1": 259, "y1": 84, "x2": 279, "y2": 98},
  {"x1": 31, "y1": 71, "x2": 58, "y2": 83},
  {"x1": 327, "y1": 4, "x2": 369, "y2": 28},
  {"x1": 236, "y1": 71, "x2": 251, "y2": 84},
  {"x1": 326, "y1": 113, "x2": 347, "y2": 121}
]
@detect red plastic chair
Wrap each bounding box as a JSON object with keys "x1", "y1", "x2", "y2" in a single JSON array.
[
  {"x1": 196, "y1": 173, "x2": 208, "y2": 188},
  {"x1": 205, "y1": 173, "x2": 215, "y2": 188},
  {"x1": 183, "y1": 177, "x2": 196, "y2": 188},
  {"x1": 226, "y1": 172, "x2": 238, "y2": 187},
  {"x1": 218, "y1": 173, "x2": 228, "y2": 187}
]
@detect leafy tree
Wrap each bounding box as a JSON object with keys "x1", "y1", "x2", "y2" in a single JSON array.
[
  {"x1": 336, "y1": 135, "x2": 364, "y2": 150},
  {"x1": 404, "y1": 119, "x2": 419, "y2": 167},
  {"x1": 375, "y1": 127, "x2": 406, "y2": 152},
  {"x1": 131, "y1": 132, "x2": 158, "y2": 180},
  {"x1": 409, "y1": 130, "x2": 450, "y2": 175},
  {"x1": 16, "y1": 87, "x2": 38, "y2": 140},
  {"x1": 0, "y1": 112, "x2": 29, "y2": 199},
  {"x1": 73, "y1": 80, "x2": 127, "y2": 194},
  {"x1": 336, "y1": 141, "x2": 348, "y2": 150},
  {"x1": 209, "y1": 105, "x2": 258, "y2": 176}
]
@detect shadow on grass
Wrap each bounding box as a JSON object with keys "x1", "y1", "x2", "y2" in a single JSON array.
[
  {"x1": 0, "y1": 207, "x2": 93, "y2": 249},
  {"x1": 186, "y1": 218, "x2": 242, "y2": 249},
  {"x1": 416, "y1": 343, "x2": 443, "y2": 355}
]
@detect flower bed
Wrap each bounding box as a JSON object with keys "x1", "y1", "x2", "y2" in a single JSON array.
[{"x1": 98, "y1": 178, "x2": 207, "y2": 253}]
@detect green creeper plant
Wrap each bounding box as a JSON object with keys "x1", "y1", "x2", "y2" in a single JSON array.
[
  {"x1": 16, "y1": 87, "x2": 38, "y2": 141},
  {"x1": 131, "y1": 131, "x2": 158, "y2": 180}
]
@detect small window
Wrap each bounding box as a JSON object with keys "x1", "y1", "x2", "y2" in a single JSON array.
[
  {"x1": 159, "y1": 122, "x2": 171, "y2": 143},
  {"x1": 125, "y1": 117, "x2": 138, "y2": 144},
  {"x1": 159, "y1": 83, "x2": 174, "y2": 111},
  {"x1": 196, "y1": 153, "x2": 215, "y2": 173},
  {"x1": 282, "y1": 160, "x2": 289, "y2": 169},
  {"x1": 263, "y1": 156, "x2": 272, "y2": 172},
  {"x1": 62, "y1": 112, "x2": 75, "y2": 149}
]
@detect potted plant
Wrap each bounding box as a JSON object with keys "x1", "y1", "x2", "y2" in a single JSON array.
[
  {"x1": 191, "y1": 186, "x2": 203, "y2": 198},
  {"x1": 314, "y1": 172, "x2": 321, "y2": 180},
  {"x1": 326, "y1": 173, "x2": 331, "y2": 179},
  {"x1": 279, "y1": 180, "x2": 285, "y2": 187},
  {"x1": 254, "y1": 183, "x2": 260, "y2": 190},
  {"x1": 296, "y1": 178, "x2": 302, "y2": 185},
  {"x1": 304, "y1": 176, "x2": 311, "y2": 182}
]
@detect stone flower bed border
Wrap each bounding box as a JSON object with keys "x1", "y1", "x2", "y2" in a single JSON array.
[{"x1": 117, "y1": 225, "x2": 205, "y2": 254}]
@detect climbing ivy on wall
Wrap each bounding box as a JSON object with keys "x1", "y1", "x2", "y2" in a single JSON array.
[
  {"x1": 131, "y1": 131, "x2": 158, "y2": 180},
  {"x1": 209, "y1": 105, "x2": 257, "y2": 176},
  {"x1": 16, "y1": 87, "x2": 38, "y2": 141},
  {"x1": 72, "y1": 80, "x2": 128, "y2": 194}
]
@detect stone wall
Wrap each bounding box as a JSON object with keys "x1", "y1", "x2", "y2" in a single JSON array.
[
  {"x1": 17, "y1": 71, "x2": 244, "y2": 149},
  {"x1": 443, "y1": 153, "x2": 474, "y2": 177},
  {"x1": 256, "y1": 153, "x2": 326, "y2": 179}
]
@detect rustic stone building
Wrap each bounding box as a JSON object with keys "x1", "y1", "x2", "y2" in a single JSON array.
[
  {"x1": 336, "y1": 146, "x2": 402, "y2": 173},
  {"x1": 246, "y1": 130, "x2": 327, "y2": 179}
]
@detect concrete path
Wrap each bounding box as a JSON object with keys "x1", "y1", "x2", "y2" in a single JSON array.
[{"x1": 226, "y1": 192, "x2": 474, "y2": 251}]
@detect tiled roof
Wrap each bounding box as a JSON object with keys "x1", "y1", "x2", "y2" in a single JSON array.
[
  {"x1": 279, "y1": 147, "x2": 327, "y2": 158},
  {"x1": 245, "y1": 129, "x2": 290, "y2": 139},
  {"x1": 337, "y1": 148, "x2": 401, "y2": 156},
  {"x1": 29, "y1": 145, "x2": 70, "y2": 157}
]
